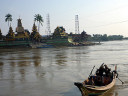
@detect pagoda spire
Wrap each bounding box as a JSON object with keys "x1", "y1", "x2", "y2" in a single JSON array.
[
  {"x1": 17, "y1": 18, "x2": 22, "y2": 27},
  {"x1": 31, "y1": 22, "x2": 41, "y2": 42},
  {"x1": 9, "y1": 25, "x2": 13, "y2": 33},
  {"x1": 6, "y1": 25, "x2": 15, "y2": 40},
  {"x1": 16, "y1": 18, "x2": 24, "y2": 33},
  {"x1": 32, "y1": 22, "x2": 38, "y2": 32}
]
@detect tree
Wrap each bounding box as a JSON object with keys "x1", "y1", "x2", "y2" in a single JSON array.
[
  {"x1": 101, "y1": 34, "x2": 108, "y2": 41},
  {"x1": 5, "y1": 13, "x2": 12, "y2": 27},
  {"x1": 92, "y1": 34, "x2": 102, "y2": 42},
  {"x1": 34, "y1": 14, "x2": 43, "y2": 32}
]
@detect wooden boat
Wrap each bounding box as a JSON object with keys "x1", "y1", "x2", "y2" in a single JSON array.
[{"x1": 74, "y1": 64, "x2": 118, "y2": 96}]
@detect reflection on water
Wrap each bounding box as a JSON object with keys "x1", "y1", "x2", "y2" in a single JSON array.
[
  {"x1": 55, "y1": 50, "x2": 67, "y2": 66},
  {"x1": 0, "y1": 62, "x2": 4, "y2": 79},
  {"x1": 102, "y1": 92, "x2": 118, "y2": 96},
  {"x1": 0, "y1": 41, "x2": 128, "y2": 96},
  {"x1": 100, "y1": 87, "x2": 118, "y2": 96}
]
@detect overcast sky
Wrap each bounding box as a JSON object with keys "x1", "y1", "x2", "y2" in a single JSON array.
[{"x1": 1, "y1": 0, "x2": 128, "y2": 36}]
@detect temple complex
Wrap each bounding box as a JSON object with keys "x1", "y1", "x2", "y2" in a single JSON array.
[
  {"x1": 15, "y1": 18, "x2": 29, "y2": 39},
  {"x1": 0, "y1": 17, "x2": 91, "y2": 48}
]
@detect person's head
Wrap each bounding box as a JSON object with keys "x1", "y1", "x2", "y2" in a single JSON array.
[
  {"x1": 100, "y1": 65, "x2": 104, "y2": 69},
  {"x1": 104, "y1": 64, "x2": 108, "y2": 68}
]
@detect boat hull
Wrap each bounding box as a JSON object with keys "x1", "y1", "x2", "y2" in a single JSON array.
[{"x1": 74, "y1": 78, "x2": 116, "y2": 96}]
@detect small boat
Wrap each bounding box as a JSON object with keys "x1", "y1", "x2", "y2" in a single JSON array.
[{"x1": 74, "y1": 64, "x2": 118, "y2": 96}]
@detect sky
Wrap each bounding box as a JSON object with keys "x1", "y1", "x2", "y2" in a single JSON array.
[{"x1": 1, "y1": 0, "x2": 128, "y2": 36}]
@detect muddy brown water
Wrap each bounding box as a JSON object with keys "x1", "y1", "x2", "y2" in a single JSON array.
[{"x1": 0, "y1": 40, "x2": 128, "y2": 96}]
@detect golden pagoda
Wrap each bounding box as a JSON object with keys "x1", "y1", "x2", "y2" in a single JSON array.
[
  {"x1": 15, "y1": 18, "x2": 29, "y2": 39},
  {"x1": 16, "y1": 18, "x2": 24, "y2": 33},
  {"x1": 53, "y1": 26, "x2": 67, "y2": 37},
  {"x1": 32, "y1": 22, "x2": 37, "y2": 32},
  {"x1": 31, "y1": 23, "x2": 41, "y2": 41},
  {"x1": 6, "y1": 26, "x2": 15, "y2": 41}
]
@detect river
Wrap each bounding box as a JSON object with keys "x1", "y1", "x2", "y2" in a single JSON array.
[{"x1": 0, "y1": 40, "x2": 128, "y2": 96}]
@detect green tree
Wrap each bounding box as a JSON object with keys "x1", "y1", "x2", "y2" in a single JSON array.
[
  {"x1": 34, "y1": 14, "x2": 43, "y2": 32},
  {"x1": 101, "y1": 34, "x2": 108, "y2": 41},
  {"x1": 92, "y1": 34, "x2": 102, "y2": 42},
  {"x1": 5, "y1": 13, "x2": 12, "y2": 27}
]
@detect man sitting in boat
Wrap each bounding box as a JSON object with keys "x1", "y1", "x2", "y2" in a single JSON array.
[
  {"x1": 96, "y1": 64, "x2": 112, "y2": 77},
  {"x1": 96, "y1": 64, "x2": 105, "y2": 76},
  {"x1": 84, "y1": 76, "x2": 95, "y2": 85},
  {"x1": 104, "y1": 65, "x2": 112, "y2": 77}
]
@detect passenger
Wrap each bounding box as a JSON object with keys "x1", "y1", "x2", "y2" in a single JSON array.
[
  {"x1": 84, "y1": 78, "x2": 92, "y2": 85},
  {"x1": 103, "y1": 76, "x2": 110, "y2": 85},
  {"x1": 95, "y1": 76, "x2": 102, "y2": 86},
  {"x1": 96, "y1": 64, "x2": 105, "y2": 76},
  {"x1": 91, "y1": 77, "x2": 95, "y2": 85},
  {"x1": 104, "y1": 64, "x2": 112, "y2": 77},
  {"x1": 84, "y1": 79, "x2": 89, "y2": 85},
  {"x1": 84, "y1": 76, "x2": 95, "y2": 85}
]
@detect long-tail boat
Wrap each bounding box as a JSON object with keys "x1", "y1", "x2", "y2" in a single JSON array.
[{"x1": 74, "y1": 64, "x2": 118, "y2": 96}]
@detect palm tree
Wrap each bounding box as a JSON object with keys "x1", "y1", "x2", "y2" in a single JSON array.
[
  {"x1": 5, "y1": 13, "x2": 12, "y2": 27},
  {"x1": 34, "y1": 14, "x2": 43, "y2": 32}
]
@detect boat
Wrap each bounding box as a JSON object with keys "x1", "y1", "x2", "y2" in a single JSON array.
[{"x1": 74, "y1": 64, "x2": 118, "y2": 96}]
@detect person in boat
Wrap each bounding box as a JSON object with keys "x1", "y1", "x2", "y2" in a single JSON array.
[
  {"x1": 84, "y1": 76, "x2": 95, "y2": 85},
  {"x1": 96, "y1": 64, "x2": 105, "y2": 76},
  {"x1": 104, "y1": 64, "x2": 112, "y2": 77},
  {"x1": 94, "y1": 76, "x2": 102, "y2": 86},
  {"x1": 96, "y1": 64, "x2": 112, "y2": 77}
]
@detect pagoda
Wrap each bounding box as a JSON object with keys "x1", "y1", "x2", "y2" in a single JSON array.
[
  {"x1": 30, "y1": 23, "x2": 41, "y2": 42},
  {"x1": 0, "y1": 29, "x2": 3, "y2": 40},
  {"x1": 46, "y1": 26, "x2": 70, "y2": 45},
  {"x1": 53, "y1": 26, "x2": 68, "y2": 38},
  {"x1": 6, "y1": 26, "x2": 15, "y2": 41},
  {"x1": 15, "y1": 18, "x2": 29, "y2": 39}
]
